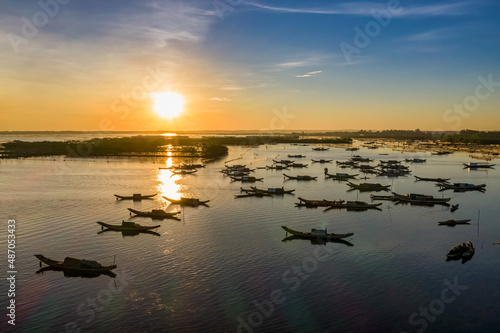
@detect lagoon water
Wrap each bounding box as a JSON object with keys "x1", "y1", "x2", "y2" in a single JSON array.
[{"x1": 1, "y1": 141, "x2": 500, "y2": 333}]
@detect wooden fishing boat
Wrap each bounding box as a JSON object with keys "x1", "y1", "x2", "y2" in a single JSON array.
[
  {"x1": 346, "y1": 182, "x2": 391, "y2": 191},
  {"x1": 182, "y1": 163, "x2": 205, "y2": 168},
  {"x1": 114, "y1": 193, "x2": 157, "y2": 200},
  {"x1": 370, "y1": 194, "x2": 396, "y2": 201},
  {"x1": 171, "y1": 169, "x2": 197, "y2": 174},
  {"x1": 97, "y1": 221, "x2": 160, "y2": 231},
  {"x1": 230, "y1": 176, "x2": 263, "y2": 182},
  {"x1": 283, "y1": 174, "x2": 317, "y2": 180},
  {"x1": 336, "y1": 160, "x2": 358, "y2": 166},
  {"x1": 235, "y1": 192, "x2": 273, "y2": 198},
  {"x1": 250, "y1": 186, "x2": 295, "y2": 194},
  {"x1": 273, "y1": 159, "x2": 294, "y2": 164},
  {"x1": 290, "y1": 163, "x2": 308, "y2": 168},
  {"x1": 324, "y1": 201, "x2": 383, "y2": 210},
  {"x1": 432, "y1": 151, "x2": 452, "y2": 155},
  {"x1": 36, "y1": 266, "x2": 117, "y2": 278},
  {"x1": 287, "y1": 154, "x2": 306, "y2": 158},
  {"x1": 437, "y1": 182, "x2": 486, "y2": 191},
  {"x1": 266, "y1": 165, "x2": 289, "y2": 170},
  {"x1": 350, "y1": 156, "x2": 373, "y2": 162},
  {"x1": 405, "y1": 158, "x2": 426, "y2": 163},
  {"x1": 377, "y1": 169, "x2": 411, "y2": 177},
  {"x1": 463, "y1": 162, "x2": 495, "y2": 168},
  {"x1": 128, "y1": 208, "x2": 181, "y2": 219},
  {"x1": 438, "y1": 219, "x2": 471, "y2": 226},
  {"x1": 446, "y1": 241, "x2": 474, "y2": 261},
  {"x1": 34, "y1": 254, "x2": 117, "y2": 272},
  {"x1": 162, "y1": 197, "x2": 210, "y2": 206},
  {"x1": 312, "y1": 147, "x2": 329, "y2": 151},
  {"x1": 414, "y1": 176, "x2": 450, "y2": 182},
  {"x1": 325, "y1": 172, "x2": 358, "y2": 180},
  {"x1": 281, "y1": 226, "x2": 353, "y2": 240},
  {"x1": 392, "y1": 192, "x2": 451, "y2": 205},
  {"x1": 311, "y1": 159, "x2": 333, "y2": 163},
  {"x1": 296, "y1": 197, "x2": 344, "y2": 207}
]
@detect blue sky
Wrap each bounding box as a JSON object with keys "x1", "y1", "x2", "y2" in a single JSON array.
[{"x1": 1, "y1": 0, "x2": 499, "y2": 131}]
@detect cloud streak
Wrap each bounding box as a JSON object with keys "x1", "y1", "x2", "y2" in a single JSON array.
[{"x1": 244, "y1": 1, "x2": 475, "y2": 18}]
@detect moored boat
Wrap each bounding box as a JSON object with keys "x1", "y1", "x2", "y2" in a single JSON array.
[
  {"x1": 437, "y1": 182, "x2": 486, "y2": 191},
  {"x1": 463, "y1": 162, "x2": 495, "y2": 168},
  {"x1": 287, "y1": 154, "x2": 306, "y2": 158},
  {"x1": 230, "y1": 176, "x2": 264, "y2": 182},
  {"x1": 128, "y1": 208, "x2": 181, "y2": 219},
  {"x1": 281, "y1": 226, "x2": 353, "y2": 240},
  {"x1": 392, "y1": 192, "x2": 451, "y2": 205},
  {"x1": 346, "y1": 182, "x2": 391, "y2": 191},
  {"x1": 162, "y1": 196, "x2": 210, "y2": 206},
  {"x1": 438, "y1": 219, "x2": 471, "y2": 226},
  {"x1": 414, "y1": 176, "x2": 450, "y2": 182},
  {"x1": 34, "y1": 254, "x2": 117, "y2": 272},
  {"x1": 446, "y1": 241, "x2": 474, "y2": 262},
  {"x1": 250, "y1": 186, "x2": 295, "y2": 194},
  {"x1": 283, "y1": 174, "x2": 317, "y2": 180},
  {"x1": 325, "y1": 172, "x2": 358, "y2": 180},
  {"x1": 311, "y1": 159, "x2": 333, "y2": 163},
  {"x1": 324, "y1": 200, "x2": 383, "y2": 210},
  {"x1": 171, "y1": 169, "x2": 197, "y2": 174},
  {"x1": 97, "y1": 221, "x2": 160, "y2": 231},
  {"x1": 114, "y1": 193, "x2": 157, "y2": 201}
]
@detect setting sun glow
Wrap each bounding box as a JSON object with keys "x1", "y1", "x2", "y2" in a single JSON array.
[{"x1": 154, "y1": 92, "x2": 184, "y2": 119}]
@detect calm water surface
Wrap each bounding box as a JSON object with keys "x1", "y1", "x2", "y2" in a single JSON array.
[{"x1": 1, "y1": 143, "x2": 500, "y2": 333}]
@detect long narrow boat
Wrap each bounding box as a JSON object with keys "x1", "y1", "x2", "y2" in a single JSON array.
[
  {"x1": 163, "y1": 196, "x2": 210, "y2": 206},
  {"x1": 325, "y1": 172, "x2": 358, "y2": 180},
  {"x1": 312, "y1": 147, "x2": 329, "y2": 151},
  {"x1": 229, "y1": 176, "x2": 263, "y2": 182},
  {"x1": 414, "y1": 176, "x2": 450, "y2": 182},
  {"x1": 235, "y1": 192, "x2": 273, "y2": 198},
  {"x1": 370, "y1": 194, "x2": 396, "y2": 201},
  {"x1": 311, "y1": 159, "x2": 333, "y2": 163},
  {"x1": 438, "y1": 219, "x2": 471, "y2": 226},
  {"x1": 392, "y1": 192, "x2": 451, "y2": 205},
  {"x1": 283, "y1": 174, "x2": 317, "y2": 180},
  {"x1": 97, "y1": 221, "x2": 160, "y2": 231},
  {"x1": 266, "y1": 165, "x2": 289, "y2": 170},
  {"x1": 250, "y1": 186, "x2": 295, "y2": 194},
  {"x1": 437, "y1": 182, "x2": 486, "y2": 191},
  {"x1": 346, "y1": 182, "x2": 390, "y2": 191},
  {"x1": 171, "y1": 169, "x2": 197, "y2": 175},
  {"x1": 296, "y1": 197, "x2": 344, "y2": 207},
  {"x1": 290, "y1": 163, "x2": 308, "y2": 168},
  {"x1": 281, "y1": 226, "x2": 353, "y2": 240},
  {"x1": 128, "y1": 208, "x2": 181, "y2": 219},
  {"x1": 34, "y1": 254, "x2": 117, "y2": 272},
  {"x1": 114, "y1": 193, "x2": 157, "y2": 201},
  {"x1": 463, "y1": 162, "x2": 495, "y2": 168},
  {"x1": 287, "y1": 154, "x2": 306, "y2": 158},
  {"x1": 324, "y1": 201, "x2": 383, "y2": 210}
]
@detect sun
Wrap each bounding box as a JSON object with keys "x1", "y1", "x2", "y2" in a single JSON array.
[{"x1": 153, "y1": 92, "x2": 184, "y2": 119}]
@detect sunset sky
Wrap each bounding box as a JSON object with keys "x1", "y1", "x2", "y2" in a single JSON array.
[{"x1": 1, "y1": 0, "x2": 499, "y2": 131}]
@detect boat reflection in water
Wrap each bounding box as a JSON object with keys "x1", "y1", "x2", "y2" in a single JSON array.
[
  {"x1": 97, "y1": 228, "x2": 161, "y2": 237},
  {"x1": 36, "y1": 266, "x2": 117, "y2": 278},
  {"x1": 281, "y1": 234, "x2": 354, "y2": 247}
]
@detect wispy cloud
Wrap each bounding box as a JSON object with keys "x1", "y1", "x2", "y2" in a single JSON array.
[
  {"x1": 244, "y1": 1, "x2": 475, "y2": 17},
  {"x1": 211, "y1": 97, "x2": 231, "y2": 101},
  {"x1": 404, "y1": 29, "x2": 455, "y2": 41},
  {"x1": 296, "y1": 70, "x2": 322, "y2": 78}
]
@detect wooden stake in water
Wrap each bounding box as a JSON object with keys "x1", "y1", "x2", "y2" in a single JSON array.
[{"x1": 477, "y1": 209, "x2": 480, "y2": 237}]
